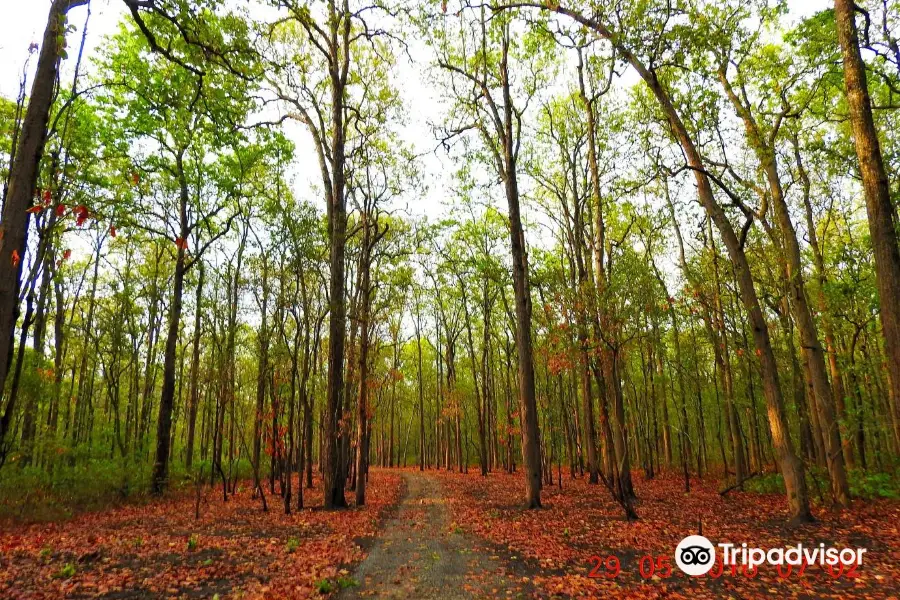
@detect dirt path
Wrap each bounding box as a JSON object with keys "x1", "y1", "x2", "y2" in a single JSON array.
[{"x1": 338, "y1": 472, "x2": 536, "y2": 599}]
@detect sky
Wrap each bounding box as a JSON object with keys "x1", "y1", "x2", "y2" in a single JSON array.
[
  {"x1": 0, "y1": 0, "x2": 453, "y2": 225},
  {"x1": 0, "y1": 0, "x2": 831, "y2": 249}
]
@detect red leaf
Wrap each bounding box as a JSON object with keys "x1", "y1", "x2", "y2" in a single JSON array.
[
  {"x1": 27, "y1": 205, "x2": 44, "y2": 214},
  {"x1": 63, "y1": 249, "x2": 72, "y2": 261},
  {"x1": 55, "y1": 204, "x2": 67, "y2": 217},
  {"x1": 109, "y1": 226, "x2": 117, "y2": 238},
  {"x1": 42, "y1": 189, "x2": 52, "y2": 205},
  {"x1": 74, "y1": 205, "x2": 89, "y2": 227},
  {"x1": 175, "y1": 237, "x2": 188, "y2": 250},
  {"x1": 11, "y1": 250, "x2": 20, "y2": 267}
]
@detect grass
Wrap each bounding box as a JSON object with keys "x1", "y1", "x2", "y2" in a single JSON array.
[
  {"x1": 0, "y1": 452, "x2": 257, "y2": 523},
  {"x1": 743, "y1": 468, "x2": 900, "y2": 500}
]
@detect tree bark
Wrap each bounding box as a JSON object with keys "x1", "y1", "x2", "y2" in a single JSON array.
[
  {"x1": 835, "y1": 0, "x2": 900, "y2": 450},
  {"x1": 150, "y1": 155, "x2": 189, "y2": 495},
  {"x1": 185, "y1": 264, "x2": 204, "y2": 469},
  {"x1": 0, "y1": 0, "x2": 85, "y2": 449}
]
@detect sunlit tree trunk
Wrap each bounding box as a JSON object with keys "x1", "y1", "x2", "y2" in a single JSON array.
[{"x1": 835, "y1": 0, "x2": 900, "y2": 451}]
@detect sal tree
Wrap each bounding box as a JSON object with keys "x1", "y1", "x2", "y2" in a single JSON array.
[
  {"x1": 263, "y1": 0, "x2": 402, "y2": 508},
  {"x1": 0, "y1": 0, "x2": 261, "y2": 453},
  {"x1": 424, "y1": 1, "x2": 557, "y2": 508},
  {"x1": 97, "y1": 11, "x2": 265, "y2": 494}
]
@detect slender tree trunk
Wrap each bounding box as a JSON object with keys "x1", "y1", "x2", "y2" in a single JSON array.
[
  {"x1": 355, "y1": 218, "x2": 373, "y2": 506},
  {"x1": 497, "y1": 27, "x2": 541, "y2": 508},
  {"x1": 150, "y1": 156, "x2": 189, "y2": 495},
  {"x1": 185, "y1": 264, "x2": 205, "y2": 469},
  {"x1": 720, "y1": 73, "x2": 849, "y2": 504},
  {"x1": 322, "y1": 74, "x2": 349, "y2": 510},
  {"x1": 415, "y1": 289, "x2": 425, "y2": 471},
  {"x1": 542, "y1": 0, "x2": 812, "y2": 523}
]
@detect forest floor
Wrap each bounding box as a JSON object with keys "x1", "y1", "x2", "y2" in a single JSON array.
[
  {"x1": 0, "y1": 471, "x2": 402, "y2": 599},
  {"x1": 429, "y1": 467, "x2": 900, "y2": 599},
  {"x1": 1, "y1": 467, "x2": 899, "y2": 599}
]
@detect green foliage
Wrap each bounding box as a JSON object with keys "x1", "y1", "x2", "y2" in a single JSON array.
[
  {"x1": 187, "y1": 534, "x2": 199, "y2": 551},
  {"x1": 745, "y1": 473, "x2": 786, "y2": 496},
  {"x1": 849, "y1": 472, "x2": 900, "y2": 500},
  {"x1": 285, "y1": 537, "x2": 300, "y2": 553},
  {"x1": 315, "y1": 579, "x2": 333, "y2": 594},
  {"x1": 0, "y1": 458, "x2": 151, "y2": 522},
  {"x1": 337, "y1": 576, "x2": 359, "y2": 589},
  {"x1": 56, "y1": 563, "x2": 76, "y2": 579}
]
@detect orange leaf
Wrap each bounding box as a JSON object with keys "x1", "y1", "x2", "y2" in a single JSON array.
[{"x1": 11, "y1": 250, "x2": 20, "y2": 267}]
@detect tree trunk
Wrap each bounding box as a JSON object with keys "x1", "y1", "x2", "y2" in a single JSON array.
[
  {"x1": 719, "y1": 72, "x2": 849, "y2": 505},
  {"x1": 322, "y1": 37, "x2": 349, "y2": 510},
  {"x1": 0, "y1": 0, "x2": 83, "y2": 449},
  {"x1": 497, "y1": 25, "x2": 541, "y2": 509},
  {"x1": 185, "y1": 264, "x2": 205, "y2": 469},
  {"x1": 150, "y1": 155, "x2": 189, "y2": 495},
  {"x1": 835, "y1": 0, "x2": 900, "y2": 451},
  {"x1": 355, "y1": 216, "x2": 373, "y2": 506}
]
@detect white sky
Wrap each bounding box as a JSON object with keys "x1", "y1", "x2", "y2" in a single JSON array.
[{"x1": 0, "y1": 0, "x2": 830, "y2": 239}]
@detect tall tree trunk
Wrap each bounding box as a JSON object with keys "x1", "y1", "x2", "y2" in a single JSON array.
[
  {"x1": 541, "y1": 0, "x2": 812, "y2": 523},
  {"x1": 355, "y1": 218, "x2": 373, "y2": 506},
  {"x1": 835, "y1": 0, "x2": 900, "y2": 450},
  {"x1": 415, "y1": 289, "x2": 426, "y2": 471},
  {"x1": 322, "y1": 59, "x2": 349, "y2": 511},
  {"x1": 150, "y1": 155, "x2": 189, "y2": 495},
  {"x1": 719, "y1": 72, "x2": 849, "y2": 505},
  {"x1": 252, "y1": 262, "x2": 269, "y2": 476},
  {"x1": 792, "y1": 136, "x2": 853, "y2": 468},
  {"x1": 185, "y1": 264, "x2": 204, "y2": 469},
  {"x1": 0, "y1": 0, "x2": 86, "y2": 451},
  {"x1": 498, "y1": 25, "x2": 542, "y2": 508}
]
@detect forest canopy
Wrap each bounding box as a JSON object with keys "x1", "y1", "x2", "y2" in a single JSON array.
[{"x1": 1, "y1": 0, "x2": 899, "y2": 546}]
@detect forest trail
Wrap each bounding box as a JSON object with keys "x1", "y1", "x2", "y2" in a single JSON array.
[{"x1": 339, "y1": 472, "x2": 535, "y2": 599}]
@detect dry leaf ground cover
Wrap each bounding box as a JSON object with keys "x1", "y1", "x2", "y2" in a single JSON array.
[
  {"x1": 433, "y1": 469, "x2": 900, "y2": 599},
  {"x1": 0, "y1": 470, "x2": 401, "y2": 599}
]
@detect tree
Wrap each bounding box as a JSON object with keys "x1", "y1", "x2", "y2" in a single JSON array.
[
  {"x1": 427, "y1": 0, "x2": 555, "y2": 509},
  {"x1": 835, "y1": 0, "x2": 900, "y2": 451},
  {"x1": 97, "y1": 15, "x2": 264, "y2": 493}
]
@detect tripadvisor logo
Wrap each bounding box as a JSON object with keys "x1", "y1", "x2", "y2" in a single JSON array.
[
  {"x1": 675, "y1": 535, "x2": 715, "y2": 576},
  {"x1": 674, "y1": 534, "x2": 868, "y2": 577}
]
